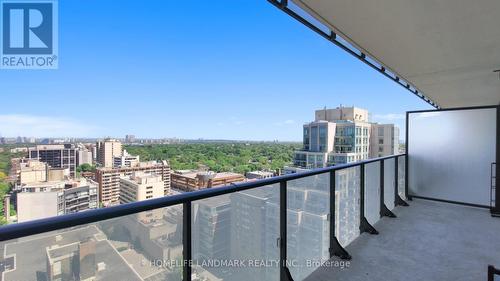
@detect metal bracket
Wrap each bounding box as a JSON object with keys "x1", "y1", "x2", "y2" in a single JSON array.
[
  {"x1": 329, "y1": 237, "x2": 352, "y2": 260},
  {"x1": 491, "y1": 210, "x2": 500, "y2": 218},
  {"x1": 380, "y1": 204, "x2": 397, "y2": 218},
  {"x1": 283, "y1": 266, "x2": 295, "y2": 281},
  {"x1": 395, "y1": 194, "x2": 409, "y2": 207},
  {"x1": 360, "y1": 217, "x2": 379, "y2": 235}
]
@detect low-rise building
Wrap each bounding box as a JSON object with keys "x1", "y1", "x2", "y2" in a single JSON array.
[
  {"x1": 171, "y1": 171, "x2": 245, "y2": 191},
  {"x1": 17, "y1": 159, "x2": 69, "y2": 185},
  {"x1": 16, "y1": 178, "x2": 99, "y2": 222},
  {"x1": 113, "y1": 150, "x2": 140, "y2": 168},
  {"x1": 246, "y1": 171, "x2": 275, "y2": 180}
]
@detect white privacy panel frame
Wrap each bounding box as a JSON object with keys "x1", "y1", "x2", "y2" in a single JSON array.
[{"x1": 408, "y1": 107, "x2": 497, "y2": 206}]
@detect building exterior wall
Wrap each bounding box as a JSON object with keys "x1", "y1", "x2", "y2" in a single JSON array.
[
  {"x1": 369, "y1": 123, "x2": 400, "y2": 158},
  {"x1": 17, "y1": 191, "x2": 59, "y2": 222},
  {"x1": 96, "y1": 139, "x2": 122, "y2": 168},
  {"x1": 315, "y1": 106, "x2": 369, "y2": 123},
  {"x1": 28, "y1": 144, "x2": 77, "y2": 177},
  {"x1": 96, "y1": 161, "x2": 171, "y2": 206},
  {"x1": 294, "y1": 107, "x2": 398, "y2": 169},
  {"x1": 19, "y1": 160, "x2": 47, "y2": 184},
  {"x1": 171, "y1": 172, "x2": 245, "y2": 191},
  {"x1": 16, "y1": 179, "x2": 99, "y2": 222},
  {"x1": 77, "y1": 149, "x2": 93, "y2": 166}
]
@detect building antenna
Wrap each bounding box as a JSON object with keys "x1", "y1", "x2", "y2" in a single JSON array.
[{"x1": 324, "y1": 106, "x2": 327, "y2": 120}]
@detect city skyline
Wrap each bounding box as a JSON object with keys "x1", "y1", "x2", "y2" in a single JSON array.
[{"x1": 0, "y1": 1, "x2": 432, "y2": 141}]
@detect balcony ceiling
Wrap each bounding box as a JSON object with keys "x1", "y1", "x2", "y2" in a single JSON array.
[{"x1": 293, "y1": 0, "x2": 500, "y2": 108}]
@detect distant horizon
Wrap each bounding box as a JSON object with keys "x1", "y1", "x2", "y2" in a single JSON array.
[{"x1": 0, "y1": 1, "x2": 431, "y2": 142}]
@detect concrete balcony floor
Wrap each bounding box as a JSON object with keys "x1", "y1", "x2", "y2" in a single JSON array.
[{"x1": 305, "y1": 198, "x2": 500, "y2": 281}]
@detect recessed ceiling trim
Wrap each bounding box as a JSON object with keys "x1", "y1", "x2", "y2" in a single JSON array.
[{"x1": 269, "y1": 0, "x2": 440, "y2": 109}]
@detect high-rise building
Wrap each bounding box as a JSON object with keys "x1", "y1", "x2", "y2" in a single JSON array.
[
  {"x1": 193, "y1": 196, "x2": 231, "y2": 265},
  {"x1": 292, "y1": 106, "x2": 398, "y2": 169},
  {"x1": 125, "y1": 134, "x2": 136, "y2": 143},
  {"x1": 96, "y1": 161, "x2": 171, "y2": 206},
  {"x1": 96, "y1": 139, "x2": 122, "y2": 168},
  {"x1": 28, "y1": 144, "x2": 77, "y2": 177},
  {"x1": 369, "y1": 123, "x2": 400, "y2": 158}
]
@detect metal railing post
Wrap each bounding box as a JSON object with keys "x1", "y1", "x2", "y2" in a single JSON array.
[
  {"x1": 359, "y1": 163, "x2": 378, "y2": 235},
  {"x1": 280, "y1": 181, "x2": 295, "y2": 281},
  {"x1": 183, "y1": 202, "x2": 192, "y2": 281},
  {"x1": 395, "y1": 156, "x2": 409, "y2": 207},
  {"x1": 380, "y1": 160, "x2": 397, "y2": 218},
  {"x1": 329, "y1": 170, "x2": 351, "y2": 260}
]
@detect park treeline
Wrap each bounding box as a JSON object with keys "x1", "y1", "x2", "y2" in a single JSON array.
[{"x1": 125, "y1": 142, "x2": 301, "y2": 174}]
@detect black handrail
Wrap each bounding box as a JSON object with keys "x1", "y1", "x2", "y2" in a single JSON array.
[
  {"x1": 488, "y1": 265, "x2": 500, "y2": 281},
  {"x1": 0, "y1": 154, "x2": 404, "y2": 242}
]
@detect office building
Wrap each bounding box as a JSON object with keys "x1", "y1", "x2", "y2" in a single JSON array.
[
  {"x1": 96, "y1": 139, "x2": 122, "y2": 168},
  {"x1": 28, "y1": 144, "x2": 77, "y2": 177},
  {"x1": 96, "y1": 161, "x2": 171, "y2": 206}
]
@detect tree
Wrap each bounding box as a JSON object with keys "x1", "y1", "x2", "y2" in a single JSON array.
[{"x1": 76, "y1": 163, "x2": 95, "y2": 173}]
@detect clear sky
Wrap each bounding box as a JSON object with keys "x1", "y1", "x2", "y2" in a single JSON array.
[{"x1": 0, "y1": 0, "x2": 432, "y2": 141}]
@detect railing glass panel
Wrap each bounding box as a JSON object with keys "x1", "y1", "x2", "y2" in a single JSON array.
[
  {"x1": 384, "y1": 158, "x2": 396, "y2": 210},
  {"x1": 0, "y1": 205, "x2": 183, "y2": 281},
  {"x1": 398, "y1": 156, "x2": 406, "y2": 199},
  {"x1": 191, "y1": 184, "x2": 280, "y2": 281},
  {"x1": 364, "y1": 162, "x2": 381, "y2": 226},
  {"x1": 335, "y1": 167, "x2": 360, "y2": 247},
  {"x1": 287, "y1": 173, "x2": 330, "y2": 281}
]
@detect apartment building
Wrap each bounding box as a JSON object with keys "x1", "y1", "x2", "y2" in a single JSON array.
[
  {"x1": 28, "y1": 144, "x2": 77, "y2": 177},
  {"x1": 96, "y1": 161, "x2": 171, "y2": 206},
  {"x1": 292, "y1": 106, "x2": 398, "y2": 169},
  {"x1": 16, "y1": 178, "x2": 99, "y2": 222},
  {"x1": 96, "y1": 139, "x2": 122, "y2": 168},
  {"x1": 369, "y1": 123, "x2": 400, "y2": 158}
]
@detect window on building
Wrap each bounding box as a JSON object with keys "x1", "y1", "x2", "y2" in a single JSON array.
[{"x1": 378, "y1": 127, "x2": 384, "y2": 136}]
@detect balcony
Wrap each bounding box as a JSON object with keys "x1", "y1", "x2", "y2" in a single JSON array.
[{"x1": 0, "y1": 1, "x2": 499, "y2": 281}]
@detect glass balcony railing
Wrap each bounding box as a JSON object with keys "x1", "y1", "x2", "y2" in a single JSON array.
[{"x1": 0, "y1": 154, "x2": 407, "y2": 281}]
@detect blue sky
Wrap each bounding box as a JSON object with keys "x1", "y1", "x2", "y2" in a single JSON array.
[{"x1": 0, "y1": 0, "x2": 432, "y2": 141}]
